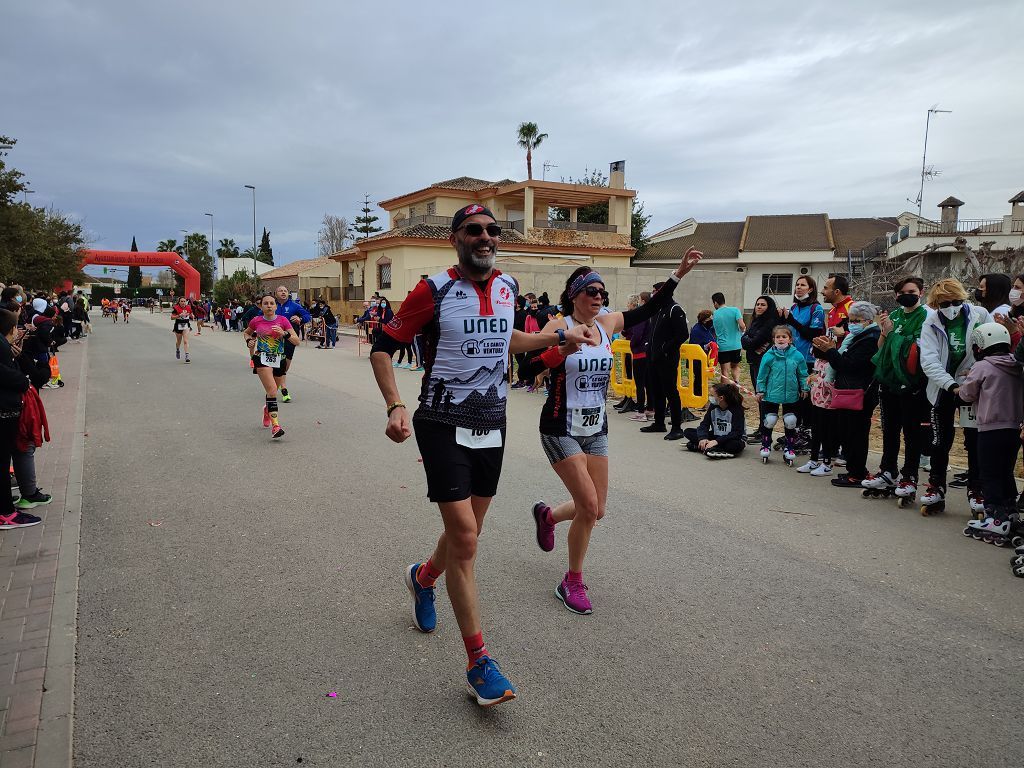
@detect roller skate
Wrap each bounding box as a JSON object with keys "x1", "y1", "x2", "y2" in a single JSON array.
[
  {"x1": 967, "y1": 491, "x2": 985, "y2": 520},
  {"x1": 919, "y1": 485, "x2": 945, "y2": 516},
  {"x1": 782, "y1": 438, "x2": 795, "y2": 467},
  {"x1": 893, "y1": 478, "x2": 917, "y2": 509},
  {"x1": 861, "y1": 471, "x2": 897, "y2": 499},
  {"x1": 759, "y1": 434, "x2": 771, "y2": 464},
  {"x1": 1011, "y1": 552, "x2": 1024, "y2": 578},
  {"x1": 965, "y1": 510, "x2": 1021, "y2": 547}
]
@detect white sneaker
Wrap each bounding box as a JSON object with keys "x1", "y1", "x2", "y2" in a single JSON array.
[
  {"x1": 810, "y1": 463, "x2": 833, "y2": 477},
  {"x1": 796, "y1": 460, "x2": 820, "y2": 474},
  {"x1": 833, "y1": 455, "x2": 847, "y2": 467}
]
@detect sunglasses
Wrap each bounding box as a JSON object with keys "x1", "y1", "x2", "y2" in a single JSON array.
[
  {"x1": 937, "y1": 299, "x2": 964, "y2": 309},
  {"x1": 582, "y1": 286, "x2": 610, "y2": 300},
  {"x1": 457, "y1": 223, "x2": 502, "y2": 237}
]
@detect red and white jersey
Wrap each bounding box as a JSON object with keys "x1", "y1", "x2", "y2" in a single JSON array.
[{"x1": 383, "y1": 266, "x2": 518, "y2": 430}]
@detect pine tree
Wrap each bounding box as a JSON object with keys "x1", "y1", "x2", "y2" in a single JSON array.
[
  {"x1": 127, "y1": 236, "x2": 142, "y2": 289},
  {"x1": 257, "y1": 227, "x2": 274, "y2": 265},
  {"x1": 352, "y1": 194, "x2": 383, "y2": 239}
]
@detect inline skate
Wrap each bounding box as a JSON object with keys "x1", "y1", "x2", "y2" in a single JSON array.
[
  {"x1": 963, "y1": 510, "x2": 1024, "y2": 548},
  {"x1": 759, "y1": 433, "x2": 771, "y2": 464},
  {"x1": 861, "y1": 471, "x2": 898, "y2": 499},
  {"x1": 782, "y1": 437, "x2": 795, "y2": 467},
  {"x1": 919, "y1": 485, "x2": 945, "y2": 516},
  {"x1": 967, "y1": 491, "x2": 986, "y2": 520},
  {"x1": 893, "y1": 477, "x2": 917, "y2": 509},
  {"x1": 1011, "y1": 544, "x2": 1024, "y2": 578}
]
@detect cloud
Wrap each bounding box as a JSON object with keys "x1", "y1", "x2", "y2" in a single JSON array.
[{"x1": 3, "y1": 0, "x2": 1022, "y2": 263}]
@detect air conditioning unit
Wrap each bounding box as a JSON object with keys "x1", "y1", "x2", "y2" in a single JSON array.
[
  {"x1": 735, "y1": 267, "x2": 746, "y2": 273},
  {"x1": 799, "y1": 266, "x2": 810, "y2": 275}
]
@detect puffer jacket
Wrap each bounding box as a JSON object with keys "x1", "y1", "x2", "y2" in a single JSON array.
[
  {"x1": 958, "y1": 353, "x2": 1024, "y2": 431},
  {"x1": 756, "y1": 345, "x2": 808, "y2": 404},
  {"x1": 919, "y1": 303, "x2": 990, "y2": 406}
]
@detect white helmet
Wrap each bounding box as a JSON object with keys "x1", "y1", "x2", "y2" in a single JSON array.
[{"x1": 970, "y1": 322, "x2": 1011, "y2": 351}]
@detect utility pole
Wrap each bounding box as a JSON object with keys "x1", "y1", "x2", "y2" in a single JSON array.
[{"x1": 909, "y1": 105, "x2": 952, "y2": 217}]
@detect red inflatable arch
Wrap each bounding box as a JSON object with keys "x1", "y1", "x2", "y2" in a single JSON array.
[{"x1": 81, "y1": 250, "x2": 201, "y2": 299}]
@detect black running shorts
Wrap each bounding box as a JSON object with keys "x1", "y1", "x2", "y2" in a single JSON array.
[
  {"x1": 251, "y1": 355, "x2": 285, "y2": 377},
  {"x1": 413, "y1": 416, "x2": 505, "y2": 503},
  {"x1": 717, "y1": 348, "x2": 741, "y2": 364}
]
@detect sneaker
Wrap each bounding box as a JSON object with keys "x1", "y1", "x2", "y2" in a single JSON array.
[
  {"x1": 176, "y1": 349, "x2": 180, "y2": 359},
  {"x1": 556, "y1": 576, "x2": 593, "y2": 615},
  {"x1": 281, "y1": 390, "x2": 292, "y2": 403},
  {"x1": 262, "y1": 406, "x2": 272, "y2": 429},
  {"x1": 184, "y1": 354, "x2": 191, "y2": 364},
  {"x1": 796, "y1": 460, "x2": 820, "y2": 473},
  {"x1": 532, "y1": 501, "x2": 555, "y2": 552},
  {"x1": 705, "y1": 449, "x2": 736, "y2": 460},
  {"x1": 14, "y1": 490, "x2": 51, "y2": 509},
  {"x1": 810, "y1": 462, "x2": 833, "y2": 477},
  {"x1": 628, "y1": 413, "x2": 648, "y2": 421},
  {"x1": 0, "y1": 511, "x2": 42, "y2": 529},
  {"x1": 466, "y1": 656, "x2": 517, "y2": 707},
  {"x1": 833, "y1": 455, "x2": 847, "y2": 467},
  {"x1": 411, "y1": 366, "x2": 424, "y2": 372},
  {"x1": 950, "y1": 472, "x2": 968, "y2": 489},
  {"x1": 830, "y1": 473, "x2": 865, "y2": 488},
  {"x1": 619, "y1": 402, "x2": 637, "y2": 414},
  {"x1": 403, "y1": 563, "x2": 436, "y2": 633},
  {"x1": 640, "y1": 423, "x2": 666, "y2": 433},
  {"x1": 271, "y1": 425, "x2": 285, "y2": 439}
]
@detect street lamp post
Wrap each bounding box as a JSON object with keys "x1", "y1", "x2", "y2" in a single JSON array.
[
  {"x1": 244, "y1": 185, "x2": 257, "y2": 277},
  {"x1": 205, "y1": 212, "x2": 215, "y2": 281},
  {"x1": 23, "y1": 189, "x2": 34, "y2": 204}
]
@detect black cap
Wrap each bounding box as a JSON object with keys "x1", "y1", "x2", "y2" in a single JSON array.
[{"x1": 451, "y1": 204, "x2": 496, "y2": 232}]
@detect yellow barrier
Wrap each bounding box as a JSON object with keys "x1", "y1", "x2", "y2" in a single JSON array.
[
  {"x1": 677, "y1": 343, "x2": 712, "y2": 408},
  {"x1": 610, "y1": 338, "x2": 636, "y2": 399}
]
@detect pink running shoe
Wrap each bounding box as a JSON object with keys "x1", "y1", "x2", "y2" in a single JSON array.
[
  {"x1": 532, "y1": 501, "x2": 555, "y2": 552},
  {"x1": 556, "y1": 576, "x2": 593, "y2": 615},
  {"x1": 262, "y1": 406, "x2": 272, "y2": 428}
]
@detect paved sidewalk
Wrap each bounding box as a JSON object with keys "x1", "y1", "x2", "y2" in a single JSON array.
[{"x1": 0, "y1": 343, "x2": 86, "y2": 768}]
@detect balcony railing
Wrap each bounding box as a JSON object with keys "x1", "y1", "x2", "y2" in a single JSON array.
[
  {"x1": 916, "y1": 218, "x2": 1007, "y2": 236},
  {"x1": 532, "y1": 219, "x2": 618, "y2": 233},
  {"x1": 399, "y1": 214, "x2": 518, "y2": 230}
]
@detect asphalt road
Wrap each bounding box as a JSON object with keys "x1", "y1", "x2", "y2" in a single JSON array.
[{"x1": 75, "y1": 310, "x2": 1023, "y2": 767}]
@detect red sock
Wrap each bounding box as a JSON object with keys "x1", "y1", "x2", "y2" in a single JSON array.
[
  {"x1": 463, "y1": 632, "x2": 488, "y2": 667},
  {"x1": 566, "y1": 570, "x2": 584, "y2": 585},
  {"x1": 416, "y1": 559, "x2": 443, "y2": 588}
]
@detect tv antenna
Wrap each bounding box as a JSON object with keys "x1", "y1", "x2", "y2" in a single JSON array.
[
  {"x1": 908, "y1": 104, "x2": 951, "y2": 217},
  {"x1": 542, "y1": 161, "x2": 558, "y2": 181}
]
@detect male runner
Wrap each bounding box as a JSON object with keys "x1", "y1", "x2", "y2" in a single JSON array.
[
  {"x1": 370, "y1": 204, "x2": 596, "y2": 707},
  {"x1": 273, "y1": 285, "x2": 311, "y2": 402}
]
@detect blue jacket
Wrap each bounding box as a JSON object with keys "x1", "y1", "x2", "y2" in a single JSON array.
[
  {"x1": 756, "y1": 345, "x2": 808, "y2": 404},
  {"x1": 276, "y1": 298, "x2": 311, "y2": 324},
  {"x1": 787, "y1": 301, "x2": 825, "y2": 362}
]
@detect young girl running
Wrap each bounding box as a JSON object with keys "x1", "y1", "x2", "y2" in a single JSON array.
[
  {"x1": 755, "y1": 325, "x2": 809, "y2": 465},
  {"x1": 528, "y1": 248, "x2": 703, "y2": 615},
  {"x1": 682, "y1": 381, "x2": 746, "y2": 458},
  {"x1": 244, "y1": 294, "x2": 301, "y2": 439},
  {"x1": 171, "y1": 297, "x2": 193, "y2": 363}
]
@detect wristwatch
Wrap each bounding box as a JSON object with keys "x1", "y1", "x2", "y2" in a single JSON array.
[{"x1": 556, "y1": 328, "x2": 566, "y2": 344}]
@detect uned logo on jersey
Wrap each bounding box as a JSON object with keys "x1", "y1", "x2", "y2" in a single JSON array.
[
  {"x1": 461, "y1": 337, "x2": 505, "y2": 358},
  {"x1": 575, "y1": 374, "x2": 610, "y2": 392},
  {"x1": 499, "y1": 286, "x2": 510, "y2": 301}
]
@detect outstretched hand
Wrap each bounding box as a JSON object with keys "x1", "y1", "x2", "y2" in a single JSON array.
[
  {"x1": 675, "y1": 248, "x2": 703, "y2": 278},
  {"x1": 563, "y1": 323, "x2": 599, "y2": 347}
]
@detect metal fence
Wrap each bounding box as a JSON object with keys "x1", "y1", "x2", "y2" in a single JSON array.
[
  {"x1": 532, "y1": 219, "x2": 618, "y2": 232},
  {"x1": 916, "y1": 218, "x2": 1006, "y2": 235}
]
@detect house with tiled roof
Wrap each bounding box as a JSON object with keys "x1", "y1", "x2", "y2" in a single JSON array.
[
  {"x1": 639, "y1": 212, "x2": 900, "y2": 310},
  {"x1": 259, "y1": 257, "x2": 345, "y2": 307},
  {"x1": 330, "y1": 163, "x2": 637, "y2": 317}
]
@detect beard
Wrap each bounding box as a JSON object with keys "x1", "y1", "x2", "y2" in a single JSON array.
[{"x1": 456, "y1": 239, "x2": 497, "y2": 274}]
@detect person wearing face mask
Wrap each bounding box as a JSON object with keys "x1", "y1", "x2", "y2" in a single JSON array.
[
  {"x1": 689, "y1": 309, "x2": 717, "y2": 351},
  {"x1": 811, "y1": 302, "x2": 882, "y2": 488},
  {"x1": 917, "y1": 278, "x2": 990, "y2": 516},
  {"x1": 682, "y1": 381, "x2": 746, "y2": 458},
  {"x1": 755, "y1": 325, "x2": 809, "y2": 464},
  {"x1": 860, "y1": 277, "x2": 930, "y2": 502},
  {"x1": 781, "y1": 276, "x2": 826, "y2": 364},
  {"x1": 974, "y1": 273, "x2": 1012, "y2": 318}
]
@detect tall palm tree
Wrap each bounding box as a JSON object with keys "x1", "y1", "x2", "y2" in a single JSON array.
[
  {"x1": 156, "y1": 238, "x2": 177, "y2": 253},
  {"x1": 516, "y1": 122, "x2": 548, "y2": 180},
  {"x1": 217, "y1": 238, "x2": 239, "y2": 259}
]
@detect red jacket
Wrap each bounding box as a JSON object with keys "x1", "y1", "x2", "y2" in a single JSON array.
[{"x1": 17, "y1": 386, "x2": 50, "y2": 452}]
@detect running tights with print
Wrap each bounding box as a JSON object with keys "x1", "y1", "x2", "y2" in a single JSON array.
[
  {"x1": 760, "y1": 401, "x2": 798, "y2": 440},
  {"x1": 649, "y1": 357, "x2": 682, "y2": 429},
  {"x1": 878, "y1": 386, "x2": 931, "y2": 481},
  {"x1": 977, "y1": 428, "x2": 1020, "y2": 508},
  {"x1": 928, "y1": 390, "x2": 978, "y2": 492}
]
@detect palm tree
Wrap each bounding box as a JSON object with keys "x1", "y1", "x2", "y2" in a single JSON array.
[
  {"x1": 516, "y1": 122, "x2": 548, "y2": 180},
  {"x1": 217, "y1": 238, "x2": 239, "y2": 259},
  {"x1": 156, "y1": 239, "x2": 177, "y2": 253},
  {"x1": 241, "y1": 246, "x2": 258, "y2": 261}
]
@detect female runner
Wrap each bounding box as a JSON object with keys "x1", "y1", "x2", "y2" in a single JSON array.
[
  {"x1": 528, "y1": 248, "x2": 702, "y2": 614},
  {"x1": 243, "y1": 293, "x2": 301, "y2": 439},
  {"x1": 171, "y1": 297, "x2": 193, "y2": 363}
]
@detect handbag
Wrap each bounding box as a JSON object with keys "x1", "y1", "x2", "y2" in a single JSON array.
[{"x1": 829, "y1": 387, "x2": 864, "y2": 411}]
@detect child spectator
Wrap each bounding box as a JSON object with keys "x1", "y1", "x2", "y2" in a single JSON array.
[
  {"x1": 755, "y1": 325, "x2": 809, "y2": 464},
  {"x1": 682, "y1": 381, "x2": 746, "y2": 458}
]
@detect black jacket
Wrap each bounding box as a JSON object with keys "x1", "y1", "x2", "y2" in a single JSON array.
[
  {"x1": 820, "y1": 327, "x2": 881, "y2": 391},
  {"x1": 0, "y1": 336, "x2": 29, "y2": 414},
  {"x1": 648, "y1": 302, "x2": 689, "y2": 363},
  {"x1": 741, "y1": 315, "x2": 775, "y2": 363}
]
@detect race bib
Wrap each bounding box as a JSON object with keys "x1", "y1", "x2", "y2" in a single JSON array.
[
  {"x1": 260, "y1": 351, "x2": 279, "y2": 367},
  {"x1": 455, "y1": 427, "x2": 502, "y2": 449},
  {"x1": 570, "y1": 406, "x2": 604, "y2": 437},
  {"x1": 959, "y1": 404, "x2": 978, "y2": 429}
]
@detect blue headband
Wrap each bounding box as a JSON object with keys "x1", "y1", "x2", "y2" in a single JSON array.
[{"x1": 569, "y1": 271, "x2": 605, "y2": 299}]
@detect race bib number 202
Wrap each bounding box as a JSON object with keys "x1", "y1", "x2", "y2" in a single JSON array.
[{"x1": 570, "y1": 406, "x2": 604, "y2": 437}]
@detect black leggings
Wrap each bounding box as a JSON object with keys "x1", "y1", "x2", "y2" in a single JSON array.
[
  {"x1": 0, "y1": 417, "x2": 19, "y2": 516},
  {"x1": 977, "y1": 428, "x2": 1020, "y2": 509},
  {"x1": 928, "y1": 390, "x2": 978, "y2": 493},
  {"x1": 633, "y1": 357, "x2": 650, "y2": 412},
  {"x1": 649, "y1": 358, "x2": 682, "y2": 429},
  {"x1": 878, "y1": 387, "x2": 931, "y2": 481},
  {"x1": 826, "y1": 406, "x2": 873, "y2": 478},
  {"x1": 682, "y1": 429, "x2": 745, "y2": 455},
  {"x1": 808, "y1": 405, "x2": 832, "y2": 463}
]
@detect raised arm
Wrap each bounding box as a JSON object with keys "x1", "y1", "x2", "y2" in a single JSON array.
[{"x1": 600, "y1": 248, "x2": 703, "y2": 336}]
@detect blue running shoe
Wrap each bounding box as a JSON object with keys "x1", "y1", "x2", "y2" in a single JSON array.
[
  {"x1": 404, "y1": 563, "x2": 436, "y2": 633},
  {"x1": 466, "y1": 656, "x2": 517, "y2": 707}
]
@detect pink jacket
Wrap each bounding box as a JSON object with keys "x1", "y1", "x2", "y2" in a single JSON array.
[{"x1": 958, "y1": 354, "x2": 1024, "y2": 432}]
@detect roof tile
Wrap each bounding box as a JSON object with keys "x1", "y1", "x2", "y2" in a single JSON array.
[
  {"x1": 742, "y1": 214, "x2": 831, "y2": 251},
  {"x1": 260, "y1": 257, "x2": 334, "y2": 279},
  {"x1": 634, "y1": 221, "x2": 744, "y2": 263}
]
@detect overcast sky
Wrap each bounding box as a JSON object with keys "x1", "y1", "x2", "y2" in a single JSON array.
[{"x1": 4, "y1": 0, "x2": 1022, "y2": 270}]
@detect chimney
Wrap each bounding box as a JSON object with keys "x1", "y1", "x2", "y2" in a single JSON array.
[
  {"x1": 937, "y1": 196, "x2": 964, "y2": 232},
  {"x1": 609, "y1": 160, "x2": 625, "y2": 190},
  {"x1": 1010, "y1": 191, "x2": 1024, "y2": 225}
]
